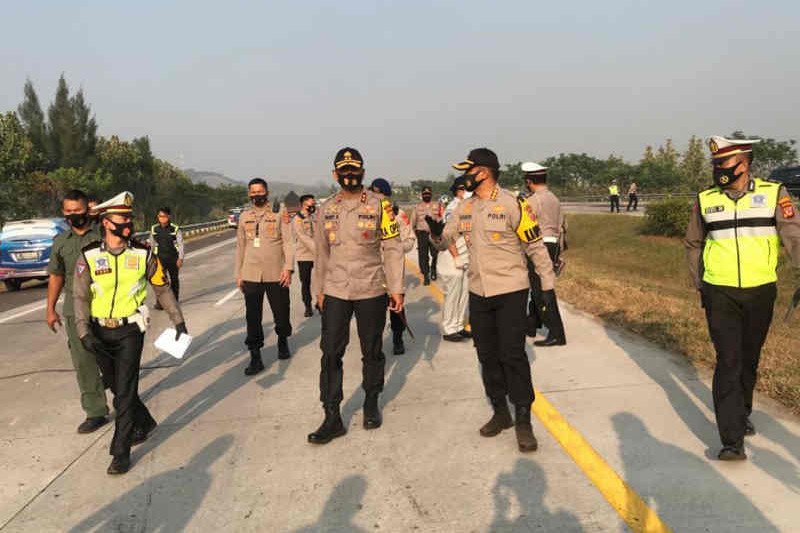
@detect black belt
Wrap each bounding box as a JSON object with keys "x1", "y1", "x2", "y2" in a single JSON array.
[{"x1": 91, "y1": 317, "x2": 133, "y2": 329}]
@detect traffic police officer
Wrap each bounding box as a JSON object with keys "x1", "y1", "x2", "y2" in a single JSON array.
[
  {"x1": 412, "y1": 186, "x2": 443, "y2": 285},
  {"x1": 369, "y1": 177, "x2": 416, "y2": 355},
  {"x1": 235, "y1": 178, "x2": 294, "y2": 375},
  {"x1": 308, "y1": 148, "x2": 404, "y2": 444},
  {"x1": 294, "y1": 194, "x2": 317, "y2": 317},
  {"x1": 74, "y1": 191, "x2": 188, "y2": 474},
  {"x1": 149, "y1": 206, "x2": 184, "y2": 305},
  {"x1": 609, "y1": 180, "x2": 621, "y2": 213},
  {"x1": 46, "y1": 189, "x2": 109, "y2": 434},
  {"x1": 522, "y1": 162, "x2": 567, "y2": 346},
  {"x1": 685, "y1": 136, "x2": 800, "y2": 460},
  {"x1": 428, "y1": 148, "x2": 555, "y2": 453}
]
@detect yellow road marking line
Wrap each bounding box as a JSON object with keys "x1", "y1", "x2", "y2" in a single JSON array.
[{"x1": 405, "y1": 257, "x2": 672, "y2": 533}]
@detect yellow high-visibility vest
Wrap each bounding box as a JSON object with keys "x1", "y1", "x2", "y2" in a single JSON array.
[
  {"x1": 84, "y1": 244, "x2": 150, "y2": 318},
  {"x1": 699, "y1": 178, "x2": 780, "y2": 288},
  {"x1": 609, "y1": 185, "x2": 619, "y2": 195}
]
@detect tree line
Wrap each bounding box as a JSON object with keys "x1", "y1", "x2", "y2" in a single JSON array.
[{"x1": 0, "y1": 75, "x2": 247, "y2": 227}]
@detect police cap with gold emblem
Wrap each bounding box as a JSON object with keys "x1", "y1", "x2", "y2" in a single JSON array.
[
  {"x1": 452, "y1": 148, "x2": 500, "y2": 172},
  {"x1": 708, "y1": 135, "x2": 761, "y2": 160},
  {"x1": 334, "y1": 147, "x2": 364, "y2": 170},
  {"x1": 92, "y1": 191, "x2": 134, "y2": 217}
]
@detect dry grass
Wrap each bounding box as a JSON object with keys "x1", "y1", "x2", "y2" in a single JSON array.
[{"x1": 557, "y1": 214, "x2": 800, "y2": 414}]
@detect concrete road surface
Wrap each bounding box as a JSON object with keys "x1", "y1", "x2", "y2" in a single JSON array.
[{"x1": 1, "y1": 234, "x2": 798, "y2": 532}]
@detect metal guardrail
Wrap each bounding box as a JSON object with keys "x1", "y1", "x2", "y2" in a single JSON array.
[
  {"x1": 133, "y1": 219, "x2": 229, "y2": 240},
  {"x1": 560, "y1": 192, "x2": 696, "y2": 203}
]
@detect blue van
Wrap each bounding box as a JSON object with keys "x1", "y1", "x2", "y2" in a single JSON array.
[{"x1": 0, "y1": 219, "x2": 68, "y2": 291}]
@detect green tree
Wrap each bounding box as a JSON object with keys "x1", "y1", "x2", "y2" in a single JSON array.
[
  {"x1": 680, "y1": 136, "x2": 710, "y2": 192},
  {"x1": 17, "y1": 79, "x2": 48, "y2": 168},
  {"x1": 729, "y1": 131, "x2": 798, "y2": 177},
  {"x1": 0, "y1": 112, "x2": 39, "y2": 221}
]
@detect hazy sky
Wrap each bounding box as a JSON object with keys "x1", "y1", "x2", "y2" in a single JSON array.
[{"x1": 2, "y1": 0, "x2": 798, "y2": 183}]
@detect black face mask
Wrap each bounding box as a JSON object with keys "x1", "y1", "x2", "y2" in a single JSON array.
[
  {"x1": 109, "y1": 221, "x2": 134, "y2": 239},
  {"x1": 422, "y1": 194, "x2": 432, "y2": 202},
  {"x1": 337, "y1": 173, "x2": 363, "y2": 192},
  {"x1": 713, "y1": 161, "x2": 743, "y2": 188},
  {"x1": 462, "y1": 172, "x2": 482, "y2": 192},
  {"x1": 250, "y1": 195, "x2": 268, "y2": 207},
  {"x1": 307, "y1": 205, "x2": 316, "y2": 215},
  {"x1": 65, "y1": 212, "x2": 89, "y2": 229}
]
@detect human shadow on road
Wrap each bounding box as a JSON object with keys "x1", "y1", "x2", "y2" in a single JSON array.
[
  {"x1": 612, "y1": 412, "x2": 779, "y2": 532},
  {"x1": 601, "y1": 316, "x2": 800, "y2": 492},
  {"x1": 491, "y1": 458, "x2": 583, "y2": 532},
  {"x1": 293, "y1": 475, "x2": 368, "y2": 533},
  {"x1": 68, "y1": 434, "x2": 233, "y2": 533},
  {"x1": 255, "y1": 316, "x2": 323, "y2": 391}
]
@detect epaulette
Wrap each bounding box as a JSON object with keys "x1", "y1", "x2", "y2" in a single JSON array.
[{"x1": 81, "y1": 240, "x2": 102, "y2": 254}]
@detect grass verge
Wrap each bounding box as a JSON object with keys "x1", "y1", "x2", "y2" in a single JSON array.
[{"x1": 557, "y1": 214, "x2": 799, "y2": 414}]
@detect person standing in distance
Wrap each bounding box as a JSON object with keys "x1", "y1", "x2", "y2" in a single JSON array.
[
  {"x1": 428, "y1": 148, "x2": 555, "y2": 453},
  {"x1": 521, "y1": 162, "x2": 567, "y2": 346},
  {"x1": 439, "y1": 176, "x2": 471, "y2": 342},
  {"x1": 369, "y1": 177, "x2": 416, "y2": 355},
  {"x1": 235, "y1": 178, "x2": 294, "y2": 375},
  {"x1": 626, "y1": 181, "x2": 639, "y2": 212},
  {"x1": 608, "y1": 180, "x2": 621, "y2": 213},
  {"x1": 685, "y1": 136, "x2": 800, "y2": 461},
  {"x1": 74, "y1": 191, "x2": 188, "y2": 474},
  {"x1": 308, "y1": 148, "x2": 404, "y2": 444},
  {"x1": 412, "y1": 186, "x2": 443, "y2": 285},
  {"x1": 46, "y1": 189, "x2": 109, "y2": 434},
  {"x1": 148, "y1": 207, "x2": 184, "y2": 308},
  {"x1": 295, "y1": 194, "x2": 317, "y2": 317}
]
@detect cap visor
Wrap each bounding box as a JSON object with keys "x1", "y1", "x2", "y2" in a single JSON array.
[
  {"x1": 452, "y1": 160, "x2": 474, "y2": 171},
  {"x1": 335, "y1": 160, "x2": 362, "y2": 170}
]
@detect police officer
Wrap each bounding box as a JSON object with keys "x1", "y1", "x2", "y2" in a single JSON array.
[
  {"x1": 295, "y1": 194, "x2": 317, "y2": 317},
  {"x1": 149, "y1": 206, "x2": 184, "y2": 306},
  {"x1": 522, "y1": 162, "x2": 567, "y2": 346},
  {"x1": 609, "y1": 180, "x2": 620, "y2": 213},
  {"x1": 369, "y1": 177, "x2": 416, "y2": 355},
  {"x1": 74, "y1": 191, "x2": 188, "y2": 474},
  {"x1": 412, "y1": 186, "x2": 443, "y2": 285},
  {"x1": 428, "y1": 148, "x2": 555, "y2": 453},
  {"x1": 685, "y1": 136, "x2": 800, "y2": 461},
  {"x1": 46, "y1": 189, "x2": 109, "y2": 434},
  {"x1": 439, "y1": 176, "x2": 471, "y2": 342},
  {"x1": 308, "y1": 148, "x2": 404, "y2": 444},
  {"x1": 235, "y1": 178, "x2": 294, "y2": 375},
  {"x1": 626, "y1": 181, "x2": 639, "y2": 212}
]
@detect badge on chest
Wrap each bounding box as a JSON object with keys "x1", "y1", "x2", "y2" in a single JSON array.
[{"x1": 94, "y1": 256, "x2": 112, "y2": 276}]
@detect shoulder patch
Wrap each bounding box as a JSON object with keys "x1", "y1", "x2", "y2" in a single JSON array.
[{"x1": 779, "y1": 196, "x2": 795, "y2": 219}]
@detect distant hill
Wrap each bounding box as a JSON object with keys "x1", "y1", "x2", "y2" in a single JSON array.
[{"x1": 183, "y1": 168, "x2": 332, "y2": 199}]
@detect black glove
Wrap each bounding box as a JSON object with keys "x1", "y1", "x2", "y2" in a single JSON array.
[
  {"x1": 80, "y1": 333, "x2": 104, "y2": 355},
  {"x1": 175, "y1": 322, "x2": 188, "y2": 341},
  {"x1": 425, "y1": 216, "x2": 445, "y2": 237}
]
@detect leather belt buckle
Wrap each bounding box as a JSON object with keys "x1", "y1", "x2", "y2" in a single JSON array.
[{"x1": 105, "y1": 318, "x2": 120, "y2": 328}]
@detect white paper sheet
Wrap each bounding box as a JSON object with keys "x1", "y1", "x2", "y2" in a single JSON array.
[{"x1": 154, "y1": 328, "x2": 193, "y2": 359}]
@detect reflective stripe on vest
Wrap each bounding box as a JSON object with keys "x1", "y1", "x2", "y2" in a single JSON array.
[
  {"x1": 699, "y1": 178, "x2": 780, "y2": 288},
  {"x1": 85, "y1": 247, "x2": 149, "y2": 318}
]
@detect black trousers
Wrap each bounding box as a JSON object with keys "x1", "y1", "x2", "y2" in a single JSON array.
[
  {"x1": 704, "y1": 282, "x2": 776, "y2": 447},
  {"x1": 242, "y1": 281, "x2": 292, "y2": 350},
  {"x1": 610, "y1": 195, "x2": 620, "y2": 212},
  {"x1": 298, "y1": 261, "x2": 314, "y2": 309},
  {"x1": 416, "y1": 230, "x2": 438, "y2": 277},
  {"x1": 92, "y1": 323, "x2": 156, "y2": 457},
  {"x1": 160, "y1": 255, "x2": 180, "y2": 301},
  {"x1": 626, "y1": 193, "x2": 638, "y2": 211},
  {"x1": 319, "y1": 294, "x2": 388, "y2": 405},
  {"x1": 470, "y1": 289, "x2": 535, "y2": 407},
  {"x1": 527, "y1": 243, "x2": 566, "y2": 339}
]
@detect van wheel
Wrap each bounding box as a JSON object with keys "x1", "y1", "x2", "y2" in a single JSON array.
[{"x1": 4, "y1": 279, "x2": 22, "y2": 291}]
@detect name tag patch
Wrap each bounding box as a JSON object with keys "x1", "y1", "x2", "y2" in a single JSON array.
[
  {"x1": 704, "y1": 205, "x2": 725, "y2": 214},
  {"x1": 125, "y1": 255, "x2": 140, "y2": 270}
]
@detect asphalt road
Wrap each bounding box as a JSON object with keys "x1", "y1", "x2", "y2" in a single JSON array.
[
  {"x1": 1, "y1": 235, "x2": 798, "y2": 531},
  {"x1": 0, "y1": 229, "x2": 236, "y2": 314}
]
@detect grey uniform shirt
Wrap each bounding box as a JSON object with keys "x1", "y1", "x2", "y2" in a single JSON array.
[
  {"x1": 432, "y1": 186, "x2": 555, "y2": 297},
  {"x1": 527, "y1": 187, "x2": 562, "y2": 241},
  {"x1": 684, "y1": 183, "x2": 800, "y2": 289},
  {"x1": 313, "y1": 190, "x2": 404, "y2": 300}
]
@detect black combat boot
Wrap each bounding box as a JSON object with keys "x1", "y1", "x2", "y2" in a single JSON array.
[
  {"x1": 107, "y1": 454, "x2": 131, "y2": 475},
  {"x1": 363, "y1": 392, "x2": 382, "y2": 429},
  {"x1": 479, "y1": 399, "x2": 514, "y2": 437},
  {"x1": 308, "y1": 404, "x2": 347, "y2": 444},
  {"x1": 277, "y1": 336, "x2": 291, "y2": 360},
  {"x1": 534, "y1": 334, "x2": 567, "y2": 347},
  {"x1": 423, "y1": 274, "x2": 430, "y2": 286},
  {"x1": 745, "y1": 418, "x2": 756, "y2": 436},
  {"x1": 430, "y1": 265, "x2": 437, "y2": 281},
  {"x1": 514, "y1": 405, "x2": 538, "y2": 452},
  {"x1": 304, "y1": 305, "x2": 314, "y2": 318},
  {"x1": 393, "y1": 330, "x2": 405, "y2": 355},
  {"x1": 718, "y1": 444, "x2": 747, "y2": 461},
  {"x1": 77, "y1": 416, "x2": 108, "y2": 434},
  {"x1": 244, "y1": 349, "x2": 265, "y2": 375}
]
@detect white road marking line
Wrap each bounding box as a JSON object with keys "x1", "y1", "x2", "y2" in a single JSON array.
[
  {"x1": 214, "y1": 288, "x2": 240, "y2": 307},
  {"x1": 0, "y1": 237, "x2": 236, "y2": 325}
]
